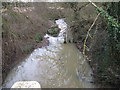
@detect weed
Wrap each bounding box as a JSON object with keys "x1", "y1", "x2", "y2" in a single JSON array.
[
  {"x1": 34, "y1": 34, "x2": 43, "y2": 43},
  {"x1": 47, "y1": 26, "x2": 60, "y2": 36},
  {"x1": 22, "y1": 45, "x2": 34, "y2": 53}
]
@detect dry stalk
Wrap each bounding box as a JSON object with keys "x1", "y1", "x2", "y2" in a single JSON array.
[
  {"x1": 88, "y1": 0, "x2": 100, "y2": 9},
  {"x1": 83, "y1": 13, "x2": 100, "y2": 55}
]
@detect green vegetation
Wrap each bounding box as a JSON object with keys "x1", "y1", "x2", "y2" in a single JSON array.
[
  {"x1": 22, "y1": 45, "x2": 34, "y2": 53},
  {"x1": 94, "y1": 2, "x2": 120, "y2": 86},
  {"x1": 61, "y1": 2, "x2": 91, "y2": 43},
  {"x1": 47, "y1": 26, "x2": 60, "y2": 36},
  {"x1": 62, "y1": 2, "x2": 120, "y2": 86},
  {"x1": 2, "y1": 2, "x2": 120, "y2": 87},
  {"x1": 34, "y1": 34, "x2": 43, "y2": 43},
  {"x1": 2, "y1": 2, "x2": 50, "y2": 82}
]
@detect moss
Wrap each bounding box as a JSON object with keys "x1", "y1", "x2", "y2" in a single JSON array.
[
  {"x1": 47, "y1": 26, "x2": 60, "y2": 37},
  {"x1": 34, "y1": 34, "x2": 43, "y2": 43},
  {"x1": 22, "y1": 45, "x2": 34, "y2": 53}
]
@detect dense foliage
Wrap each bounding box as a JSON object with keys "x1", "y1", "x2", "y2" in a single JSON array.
[
  {"x1": 2, "y1": 2, "x2": 120, "y2": 87},
  {"x1": 63, "y1": 2, "x2": 120, "y2": 87},
  {"x1": 95, "y1": 2, "x2": 120, "y2": 86}
]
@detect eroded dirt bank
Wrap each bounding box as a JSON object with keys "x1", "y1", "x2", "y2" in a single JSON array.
[
  {"x1": 2, "y1": 2, "x2": 120, "y2": 88},
  {"x1": 2, "y1": 2, "x2": 102, "y2": 86},
  {"x1": 2, "y1": 3, "x2": 56, "y2": 83}
]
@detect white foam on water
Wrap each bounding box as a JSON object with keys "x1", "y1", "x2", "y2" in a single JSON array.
[
  {"x1": 3, "y1": 19, "x2": 68, "y2": 88},
  {"x1": 2, "y1": 19, "x2": 94, "y2": 88}
]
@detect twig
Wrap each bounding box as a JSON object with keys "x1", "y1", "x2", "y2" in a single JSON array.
[
  {"x1": 83, "y1": 13, "x2": 100, "y2": 55},
  {"x1": 88, "y1": 0, "x2": 99, "y2": 9},
  {"x1": 78, "y1": 2, "x2": 90, "y2": 11}
]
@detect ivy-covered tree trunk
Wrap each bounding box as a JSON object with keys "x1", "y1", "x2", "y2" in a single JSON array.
[{"x1": 100, "y1": 2, "x2": 120, "y2": 86}]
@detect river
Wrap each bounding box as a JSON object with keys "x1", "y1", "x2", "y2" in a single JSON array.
[{"x1": 2, "y1": 19, "x2": 94, "y2": 88}]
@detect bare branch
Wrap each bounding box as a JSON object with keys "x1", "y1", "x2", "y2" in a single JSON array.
[
  {"x1": 83, "y1": 13, "x2": 100, "y2": 55},
  {"x1": 88, "y1": 0, "x2": 99, "y2": 9},
  {"x1": 78, "y1": 2, "x2": 90, "y2": 11}
]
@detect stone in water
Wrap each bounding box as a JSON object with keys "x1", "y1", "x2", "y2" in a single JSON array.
[{"x1": 11, "y1": 81, "x2": 41, "y2": 88}]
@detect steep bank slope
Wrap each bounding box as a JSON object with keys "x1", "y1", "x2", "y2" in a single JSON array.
[{"x1": 2, "y1": 2, "x2": 58, "y2": 82}]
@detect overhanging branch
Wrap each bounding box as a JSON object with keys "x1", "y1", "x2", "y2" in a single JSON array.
[
  {"x1": 83, "y1": 13, "x2": 100, "y2": 55},
  {"x1": 78, "y1": 2, "x2": 90, "y2": 11}
]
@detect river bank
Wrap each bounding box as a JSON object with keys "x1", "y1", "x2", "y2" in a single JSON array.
[
  {"x1": 2, "y1": 3, "x2": 52, "y2": 83},
  {"x1": 2, "y1": 2, "x2": 120, "y2": 88},
  {"x1": 2, "y1": 19, "x2": 95, "y2": 88},
  {"x1": 1, "y1": 3, "x2": 102, "y2": 87}
]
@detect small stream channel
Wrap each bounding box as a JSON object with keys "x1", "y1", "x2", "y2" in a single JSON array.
[{"x1": 2, "y1": 19, "x2": 94, "y2": 88}]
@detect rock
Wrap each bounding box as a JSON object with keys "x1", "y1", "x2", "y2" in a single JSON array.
[{"x1": 11, "y1": 81, "x2": 41, "y2": 88}]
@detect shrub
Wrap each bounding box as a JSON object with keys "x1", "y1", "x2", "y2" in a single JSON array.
[
  {"x1": 22, "y1": 45, "x2": 34, "y2": 53},
  {"x1": 47, "y1": 26, "x2": 60, "y2": 37},
  {"x1": 34, "y1": 34, "x2": 43, "y2": 43}
]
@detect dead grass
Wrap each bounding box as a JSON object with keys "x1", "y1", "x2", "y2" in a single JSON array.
[{"x1": 2, "y1": 3, "x2": 58, "y2": 83}]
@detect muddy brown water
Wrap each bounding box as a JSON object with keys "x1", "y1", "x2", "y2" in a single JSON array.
[{"x1": 2, "y1": 19, "x2": 94, "y2": 88}]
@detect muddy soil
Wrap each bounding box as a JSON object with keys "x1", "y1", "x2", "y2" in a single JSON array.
[{"x1": 2, "y1": 3, "x2": 56, "y2": 83}]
